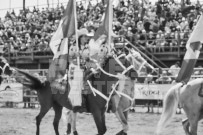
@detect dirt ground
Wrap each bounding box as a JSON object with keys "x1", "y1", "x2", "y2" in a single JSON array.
[{"x1": 0, "y1": 108, "x2": 203, "y2": 135}]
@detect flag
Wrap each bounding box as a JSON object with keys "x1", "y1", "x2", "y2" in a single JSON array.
[
  {"x1": 62, "y1": 0, "x2": 75, "y2": 38},
  {"x1": 83, "y1": 0, "x2": 90, "y2": 10},
  {"x1": 176, "y1": 15, "x2": 203, "y2": 83},
  {"x1": 93, "y1": 0, "x2": 113, "y2": 41},
  {"x1": 48, "y1": 0, "x2": 75, "y2": 82},
  {"x1": 49, "y1": 0, "x2": 75, "y2": 56},
  {"x1": 186, "y1": 15, "x2": 203, "y2": 49},
  {"x1": 112, "y1": 0, "x2": 120, "y2": 7}
]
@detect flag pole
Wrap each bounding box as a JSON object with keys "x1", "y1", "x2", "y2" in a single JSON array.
[
  {"x1": 108, "y1": 0, "x2": 112, "y2": 55},
  {"x1": 73, "y1": 0, "x2": 80, "y2": 67}
]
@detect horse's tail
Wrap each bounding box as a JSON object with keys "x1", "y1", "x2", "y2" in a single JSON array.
[
  {"x1": 15, "y1": 69, "x2": 44, "y2": 90},
  {"x1": 156, "y1": 82, "x2": 182, "y2": 135}
]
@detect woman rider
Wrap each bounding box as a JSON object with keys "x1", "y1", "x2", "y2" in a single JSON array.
[{"x1": 68, "y1": 28, "x2": 93, "y2": 110}]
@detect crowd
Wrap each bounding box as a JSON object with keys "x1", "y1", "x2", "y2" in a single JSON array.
[{"x1": 0, "y1": 0, "x2": 202, "y2": 55}]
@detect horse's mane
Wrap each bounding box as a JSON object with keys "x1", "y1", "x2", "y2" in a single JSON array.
[{"x1": 15, "y1": 69, "x2": 44, "y2": 90}]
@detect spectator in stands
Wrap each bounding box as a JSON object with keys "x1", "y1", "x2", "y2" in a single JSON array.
[
  {"x1": 164, "y1": 31, "x2": 172, "y2": 50},
  {"x1": 155, "y1": 30, "x2": 165, "y2": 52},
  {"x1": 137, "y1": 21, "x2": 144, "y2": 33},
  {"x1": 0, "y1": 0, "x2": 202, "y2": 56},
  {"x1": 193, "y1": 70, "x2": 200, "y2": 79},
  {"x1": 23, "y1": 88, "x2": 31, "y2": 108},
  {"x1": 144, "y1": 74, "x2": 154, "y2": 84},
  {"x1": 146, "y1": 31, "x2": 155, "y2": 52},
  {"x1": 168, "y1": 61, "x2": 180, "y2": 78},
  {"x1": 3, "y1": 42, "x2": 10, "y2": 53},
  {"x1": 143, "y1": 16, "x2": 152, "y2": 32},
  {"x1": 169, "y1": 32, "x2": 178, "y2": 51},
  {"x1": 156, "y1": 70, "x2": 172, "y2": 84},
  {"x1": 198, "y1": 66, "x2": 203, "y2": 75},
  {"x1": 138, "y1": 29, "x2": 147, "y2": 47}
]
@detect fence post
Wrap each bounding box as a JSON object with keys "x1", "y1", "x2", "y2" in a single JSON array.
[
  {"x1": 31, "y1": 47, "x2": 34, "y2": 60},
  {"x1": 177, "y1": 31, "x2": 181, "y2": 57}
]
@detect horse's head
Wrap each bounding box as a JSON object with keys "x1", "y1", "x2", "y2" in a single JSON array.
[{"x1": 0, "y1": 57, "x2": 13, "y2": 76}]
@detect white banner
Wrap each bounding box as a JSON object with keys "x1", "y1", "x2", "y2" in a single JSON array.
[
  {"x1": 0, "y1": 83, "x2": 23, "y2": 102},
  {"x1": 134, "y1": 84, "x2": 173, "y2": 100}
]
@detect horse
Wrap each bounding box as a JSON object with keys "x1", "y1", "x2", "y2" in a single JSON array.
[
  {"x1": 63, "y1": 51, "x2": 156, "y2": 135},
  {"x1": 156, "y1": 79, "x2": 203, "y2": 135},
  {"x1": 0, "y1": 57, "x2": 13, "y2": 84},
  {"x1": 14, "y1": 55, "x2": 138, "y2": 135}
]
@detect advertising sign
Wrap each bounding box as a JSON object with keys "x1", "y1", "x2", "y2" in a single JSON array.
[
  {"x1": 134, "y1": 84, "x2": 174, "y2": 100},
  {"x1": 0, "y1": 83, "x2": 23, "y2": 102}
]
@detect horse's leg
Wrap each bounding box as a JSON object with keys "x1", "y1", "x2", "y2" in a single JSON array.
[
  {"x1": 36, "y1": 106, "x2": 51, "y2": 135},
  {"x1": 101, "y1": 109, "x2": 107, "y2": 133},
  {"x1": 188, "y1": 112, "x2": 203, "y2": 135},
  {"x1": 120, "y1": 111, "x2": 129, "y2": 135},
  {"x1": 123, "y1": 111, "x2": 128, "y2": 121},
  {"x1": 112, "y1": 96, "x2": 129, "y2": 135},
  {"x1": 53, "y1": 102, "x2": 63, "y2": 135},
  {"x1": 66, "y1": 110, "x2": 72, "y2": 134},
  {"x1": 115, "y1": 109, "x2": 128, "y2": 135},
  {"x1": 183, "y1": 104, "x2": 201, "y2": 135},
  {"x1": 182, "y1": 118, "x2": 190, "y2": 135},
  {"x1": 188, "y1": 114, "x2": 199, "y2": 135},
  {"x1": 62, "y1": 108, "x2": 72, "y2": 135},
  {"x1": 92, "y1": 110, "x2": 107, "y2": 135},
  {"x1": 88, "y1": 94, "x2": 106, "y2": 135},
  {"x1": 71, "y1": 112, "x2": 78, "y2": 135}
]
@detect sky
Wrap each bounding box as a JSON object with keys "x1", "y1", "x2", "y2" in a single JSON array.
[{"x1": 0, "y1": 0, "x2": 199, "y2": 18}]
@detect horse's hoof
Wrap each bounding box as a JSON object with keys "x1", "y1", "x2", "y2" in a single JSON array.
[
  {"x1": 73, "y1": 131, "x2": 78, "y2": 135},
  {"x1": 66, "y1": 123, "x2": 71, "y2": 134},
  {"x1": 116, "y1": 130, "x2": 127, "y2": 135},
  {"x1": 116, "y1": 130, "x2": 123, "y2": 135}
]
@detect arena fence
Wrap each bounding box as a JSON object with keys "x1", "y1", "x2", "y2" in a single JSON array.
[{"x1": 0, "y1": 68, "x2": 203, "y2": 109}]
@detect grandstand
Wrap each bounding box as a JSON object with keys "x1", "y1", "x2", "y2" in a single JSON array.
[{"x1": 0, "y1": 0, "x2": 202, "y2": 69}]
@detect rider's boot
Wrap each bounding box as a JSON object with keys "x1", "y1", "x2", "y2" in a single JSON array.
[{"x1": 73, "y1": 131, "x2": 78, "y2": 135}]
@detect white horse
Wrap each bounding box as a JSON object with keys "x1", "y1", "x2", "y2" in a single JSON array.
[{"x1": 156, "y1": 78, "x2": 203, "y2": 135}]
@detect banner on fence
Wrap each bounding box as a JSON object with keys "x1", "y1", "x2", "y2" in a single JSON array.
[
  {"x1": 0, "y1": 83, "x2": 23, "y2": 102},
  {"x1": 134, "y1": 84, "x2": 173, "y2": 100}
]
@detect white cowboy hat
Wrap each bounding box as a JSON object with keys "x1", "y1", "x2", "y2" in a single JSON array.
[{"x1": 77, "y1": 28, "x2": 94, "y2": 37}]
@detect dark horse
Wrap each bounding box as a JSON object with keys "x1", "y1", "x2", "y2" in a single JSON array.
[
  {"x1": 0, "y1": 57, "x2": 13, "y2": 84},
  {"x1": 14, "y1": 56, "x2": 140, "y2": 135}
]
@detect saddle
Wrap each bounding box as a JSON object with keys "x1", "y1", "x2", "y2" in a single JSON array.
[
  {"x1": 50, "y1": 79, "x2": 90, "y2": 113},
  {"x1": 50, "y1": 80, "x2": 67, "y2": 94}
]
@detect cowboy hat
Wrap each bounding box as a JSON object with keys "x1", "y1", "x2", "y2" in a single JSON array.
[{"x1": 77, "y1": 28, "x2": 94, "y2": 37}]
